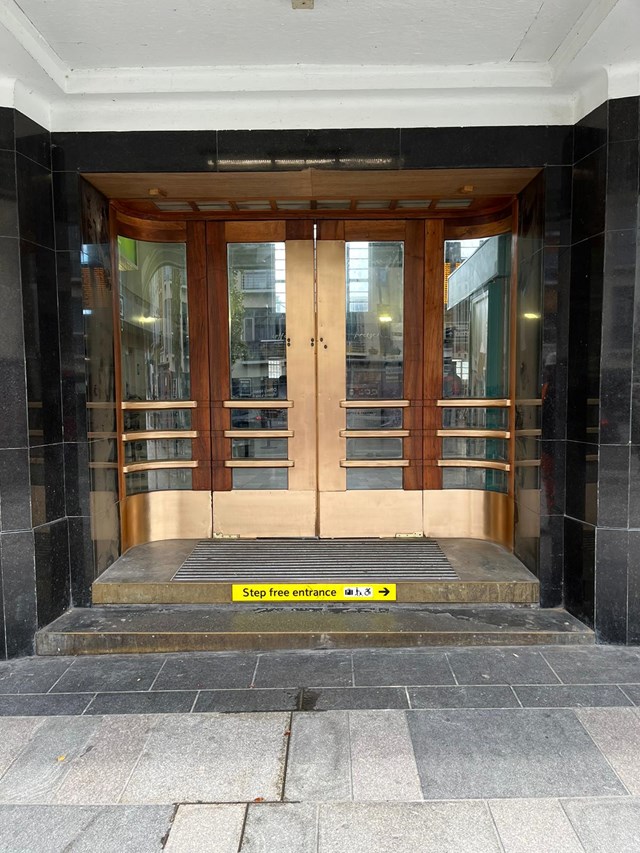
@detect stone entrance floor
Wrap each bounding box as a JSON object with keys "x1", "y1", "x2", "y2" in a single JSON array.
[{"x1": 1, "y1": 646, "x2": 640, "y2": 850}]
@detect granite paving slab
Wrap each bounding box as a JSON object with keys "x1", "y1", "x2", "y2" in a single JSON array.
[
  {"x1": 0, "y1": 693, "x2": 93, "y2": 716},
  {"x1": 0, "y1": 717, "x2": 44, "y2": 777},
  {"x1": 164, "y1": 804, "x2": 246, "y2": 853},
  {"x1": 563, "y1": 797, "x2": 640, "y2": 853},
  {"x1": 0, "y1": 716, "x2": 101, "y2": 804},
  {"x1": 152, "y1": 652, "x2": 258, "y2": 690},
  {"x1": 300, "y1": 687, "x2": 408, "y2": 711},
  {"x1": 513, "y1": 684, "x2": 632, "y2": 708},
  {"x1": 254, "y1": 651, "x2": 353, "y2": 688},
  {"x1": 285, "y1": 711, "x2": 352, "y2": 801},
  {"x1": 407, "y1": 709, "x2": 626, "y2": 799},
  {"x1": 193, "y1": 687, "x2": 300, "y2": 713},
  {"x1": 542, "y1": 647, "x2": 640, "y2": 684},
  {"x1": 50, "y1": 656, "x2": 164, "y2": 693},
  {"x1": 489, "y1": 798, "x2": 584, "y2": 853},
  {"x1": 85, "y1": 691, "x2": 197, "y2": 715},
  {"x1": 349, "y1": 711, "x2": 422, "y2": 802},
  {"x1": 0, "y1": 658, "x2": 73, "y2": 695},
  {"x1": 0, "y1": 804, "x2": 174, "y2": 853},
  {"x1": 120, "y1": 712, "x2": 289, "y2": 803},
  {"x1": 352, "y1": 649, "x2": 454, "y2": 686},
  {"x1": 317, "y1": 802, "x2": 502, "y2": 853},
  {"x1": 52, "y1": 715, "x2": 154, "y2": 805},
  {"x1": 408, "y1": 685, "x2": 520, "y2": 709},
  {"x1": 446, "y1": 647, "x2": 560, "y2": 685},
  {"x1": 242, "y1": 803, "x2": 319, "y2": 853},
  {"x1": 576, "y1": 708, "x2": 640, "y2": 794}
]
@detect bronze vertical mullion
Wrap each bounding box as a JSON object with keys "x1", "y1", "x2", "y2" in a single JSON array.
[
  {"x1": 403, "y1": 220, "x2": 424, "y2": 490},
  {"x1": 187, "y1": 221, "x2": 212, "y2": 490},
  {"x1": 207, "y1": 221, "x2": 232, "y2": 491},
  {"x1": 424, "y1": 219, "x2": 445, "y2": 489}
]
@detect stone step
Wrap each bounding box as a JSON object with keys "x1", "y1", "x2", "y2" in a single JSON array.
[
  {"x1": 36, "y1": 605, "x2": 593, "y2": 655},
  {"x1": 91, "y1": 539, "x2": 540, "y2": 606}
]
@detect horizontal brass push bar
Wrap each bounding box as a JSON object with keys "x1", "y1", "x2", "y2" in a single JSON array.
[
  {"x1": 437, "y1": 429, "x2": 510, "y2": 439},
  {"x1": 516, "y1": 399, "x2": 542, "y2": 407},
  {"x1": 121, "y1": 401, "x2": 197, "y2": 410},
  {"x1": 340, "y1": 400, "x2": 409, "y2": 408},
  {"x1": 224, "y1": 430, "x2": 294, "y2": 438},
  {"x1": 339, "y1": 429, "x2": 409, "y2": 438},
  {"x1": 122, "y1": 430, "x2": 198, "y2": 442},
  {"x1": 122, "y1": 460, "x2": 199, "y2": 474},
  {"x1": 437, "y1": 399, "x2": 511, "y2": 408},
  {"x1": 515, "y1": 429, "x2": 541, "y2": 436},
  {"x1": 224, "y1": 459, "x2": 294, "y2": 468},
  {"x1": 340, "y1": 459, "x2": 409, "y2": 468},
  {"x1": 223, "y1": 400, "x2": 293, "y2": 409},
  {"x1": 437, "y1": 459, "x2": 510, "y2": 471}
]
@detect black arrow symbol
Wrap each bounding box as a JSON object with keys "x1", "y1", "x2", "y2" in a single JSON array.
[{"x1": 380, "y1": 587, "x2": 390, "y2": 597}]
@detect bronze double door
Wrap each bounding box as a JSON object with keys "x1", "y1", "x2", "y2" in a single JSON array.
[{"x1": 202, "y1": 219, "x2": 442, "y2": 538}]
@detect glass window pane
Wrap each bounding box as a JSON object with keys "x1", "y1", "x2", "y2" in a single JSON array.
[
  {"x1": 442, "y1": 438, "x2": 508, "y2": 461},
  {"x1": 123, "y1": 409, "x2": 192, "y2": 431},
  {"x1": 231, "y1": 439, "x2": 288, "y2": 459},
  {"x1": 442, "y1": 467, "x2": 507, "y2": 493},
  {"x1": 118, "y1": 238, "x2": 190, "y2": 401},
  {"x1": 346, "y1": 242, "x2": 404, "y2": 399},
  {"x1": 232, "y1": 469, "x2": 288, "y2": 490},
  {"x1": 441, "y1": 407, "x2": 509, "y2": 429},
  {"x1": 347, "y1": 469, "x2": 403, "y2": 490},
  {"x1": 125, "y1": 438, "x2": 192, "y2": 464},
  {"x1": 228, "y1": 243, "x2": 287, "y2": 400},
  {"x1": 345, "y1": 408, "x2": 403, "y2": 429},
  {"x1": 346, "y1": 438, "x2": 403, "y2": 460},
  {"x1": 125, "y1": 469, "x2": 192, "y2": 496},
  {"x1": 230, "y1": 408, "x2": 288, "y2": 429},
  {"x1": 443, "y1": 235, "x2": 511, "y2": 399}
]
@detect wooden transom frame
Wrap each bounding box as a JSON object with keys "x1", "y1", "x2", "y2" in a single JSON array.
[{"x1": 86, "y1": 167, "x2": 539, "y2": 219}]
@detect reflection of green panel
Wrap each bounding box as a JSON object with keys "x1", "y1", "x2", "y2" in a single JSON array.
[{"x1": 117, "y1": 236, "x2": 138, "y2": 270}]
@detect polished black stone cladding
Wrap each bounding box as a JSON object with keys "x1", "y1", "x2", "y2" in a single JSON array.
[
  {"x1": 0, "y1": 110, "x2": 77, "y2": 657},
  {"x1": 563, "y1": 96, "x2": 640, "y2": 644}
]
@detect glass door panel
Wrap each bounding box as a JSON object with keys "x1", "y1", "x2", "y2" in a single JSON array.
[{"x1": 316, "y1": 229, "x2": 424, "y2": 537}]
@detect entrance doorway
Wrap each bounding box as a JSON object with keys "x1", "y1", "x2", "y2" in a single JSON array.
[
  {"x1": 216, "y1": 220, "x2": 421, "y2": 537},
  {"x1": 108, "y1": 170, "x2": 525, "y2": 551}
]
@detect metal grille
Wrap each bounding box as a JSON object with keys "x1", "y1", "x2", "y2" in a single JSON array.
[{"x1": 172, "y1": 538, "x2": 457, "y2": 582}]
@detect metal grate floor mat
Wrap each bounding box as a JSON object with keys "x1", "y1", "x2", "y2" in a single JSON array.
[{"x1": 172, "y1": 538, "x2": 458, "y2": 582}]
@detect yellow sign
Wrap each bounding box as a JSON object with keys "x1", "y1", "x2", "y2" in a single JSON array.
[{"x1": 232, "y1": 583, "x2": 397, "y2": 602}]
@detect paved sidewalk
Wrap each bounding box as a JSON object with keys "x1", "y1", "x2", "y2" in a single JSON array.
[{"x1": 0, "y1": 646, "x2": 640, "y2": 850}]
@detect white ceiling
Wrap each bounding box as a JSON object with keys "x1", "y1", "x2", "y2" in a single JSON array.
[
  {"x1": 14, "y1": 0, "x2": 592, "y2": 68},
  {"x1": 0, "y1": 0, "x2": 638, "y2": 131}
]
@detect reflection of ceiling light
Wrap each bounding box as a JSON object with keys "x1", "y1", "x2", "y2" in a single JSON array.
[
  {"x1": 378, "y1": 314, "x2": 393, "y2": 323},
  {"x1": 137, "y1": 316, "x2": 157, "y2": 324},
  {"x1": 523, "y1": 312, "x2": 541, "y2": 320}
]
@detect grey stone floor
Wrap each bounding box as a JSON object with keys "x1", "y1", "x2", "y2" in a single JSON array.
[{"x1": 1, "y1": 646, "x2": 640, "y2": 850}]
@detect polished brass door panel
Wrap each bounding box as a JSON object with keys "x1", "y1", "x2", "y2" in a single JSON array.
[
  {"x1": 286, "y1": 240, "x2": 317, "y2": 493},
  {"x1": 316, "y1": 240, "x2": 347, "y2": 494}
]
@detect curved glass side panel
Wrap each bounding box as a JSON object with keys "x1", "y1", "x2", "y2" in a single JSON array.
[
  {"x1": 442, "y1": 467, "x2": 508, "y2": 493},
  {"x1": 443, "y1": 235, "x2": 511, "y2": 400},
  {"x1": 118, "y1": 238, "x2": 189, "y2": 402},
  {"x1": 125, "y1": 469, "x2": 193, "y2": 496}
]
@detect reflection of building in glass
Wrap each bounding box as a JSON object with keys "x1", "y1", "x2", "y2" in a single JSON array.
[
  {"x1": 346, "y1": 241, "x2": 404, "y2": 400},
  {"x1": 228, "y1": 243, "x2": 287, "y2": 399}
]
